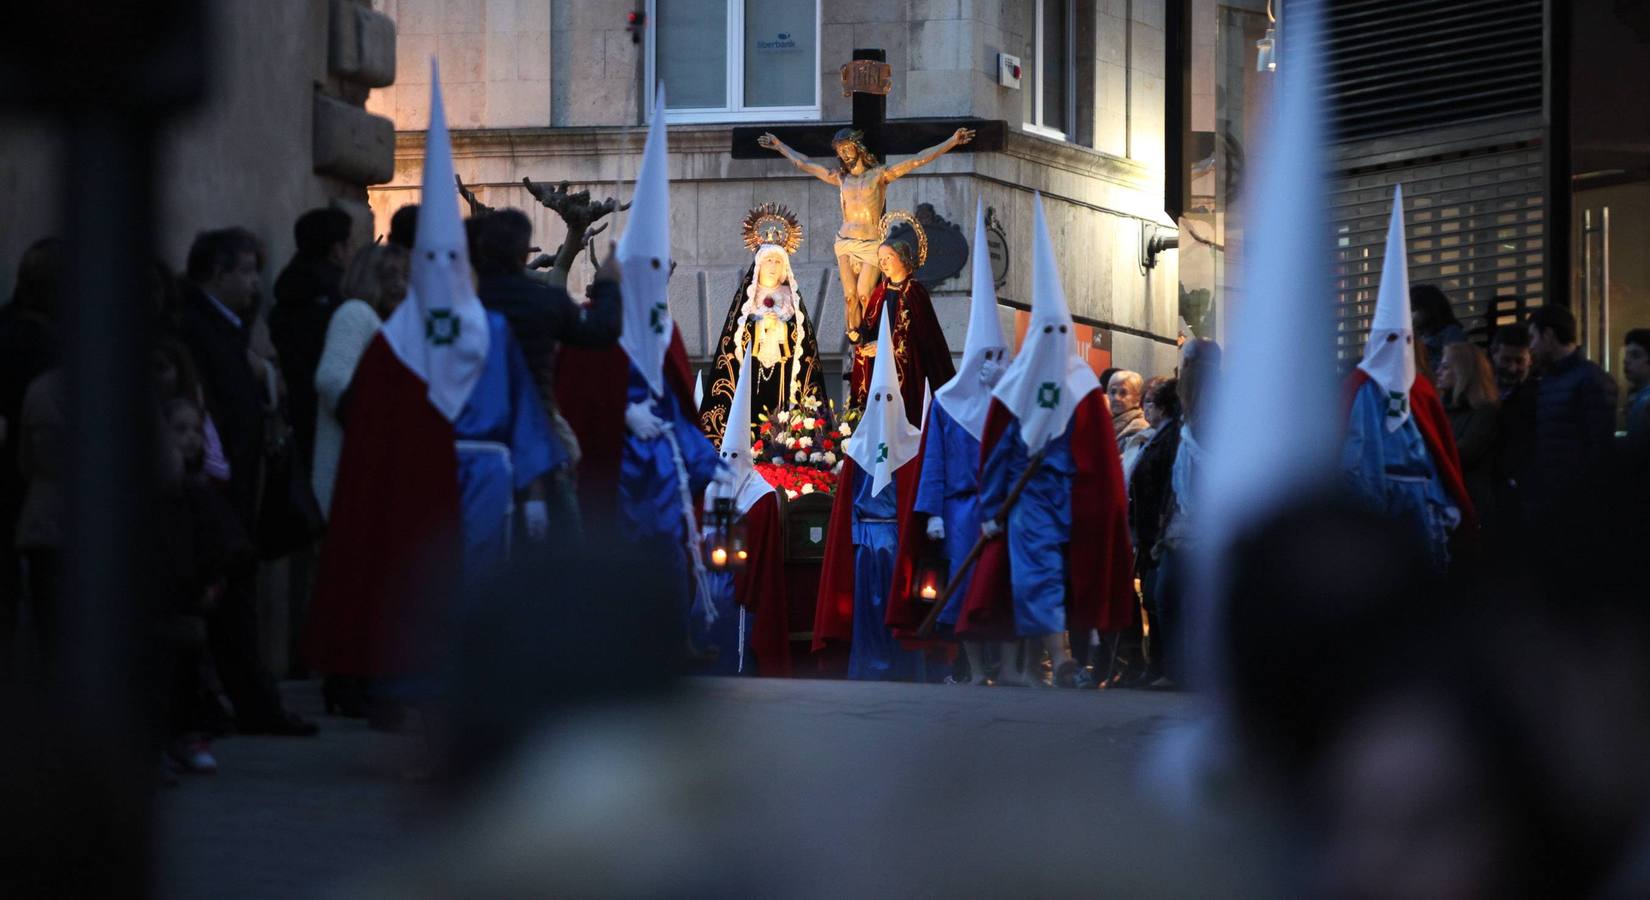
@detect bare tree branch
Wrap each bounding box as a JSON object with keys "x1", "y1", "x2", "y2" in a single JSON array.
[
  {"x1": 455, "y1": 174, "x2": 493, "y2": 217},
  {"x1": 521, "y1": 177, "x2": 631, "y2": 282}
]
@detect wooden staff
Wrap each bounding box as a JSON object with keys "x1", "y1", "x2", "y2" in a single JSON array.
[{"x1": 915, "y1": 448, "x2": 1046, "y2": 639}]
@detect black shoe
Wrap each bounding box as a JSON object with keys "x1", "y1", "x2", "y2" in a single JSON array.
[
  {"x1": 322, "y1": 677, "x2": 369, "y2": 718},
  {"x1": 239, "y1": 712, "x2": 319, "y2": 737}
]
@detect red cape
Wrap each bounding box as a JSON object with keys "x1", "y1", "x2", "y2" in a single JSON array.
[
  {"x1": 812, "y1": 458, "x2": 922, "y2": 652},
  {"x1": 956, "y1": 392, "x2": 1136, "y2": 639},
  {"x1": 734, "y1": 491, "x2": 791, "y2": 676},
  {"x1": 886, "y1": 415, "x2": 940, "y2": 639},
  {"x1": 305, "y1": 335, "x2": 463, "y2": 677},
  {"x1": 556, "y1": 326, "x2": 697, "y2": 527},
  {"x1": 1344, "y1": 369, "x2": 1478, "y2": 534}
]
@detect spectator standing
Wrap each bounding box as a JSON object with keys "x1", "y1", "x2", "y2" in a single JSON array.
[
  {"x1": 1122, "y1": 375, "x2": 1166, "y2": 484},
  {"x1": 1489, "y1": 324, "x2": 1537, "y2": 540},
  {"x1": 470, "y1": 208, "x2": 622, "y2": 530},
  {"x1": 0, "y1": 238, "x2": 62, "y2": 679},
  {"x1": 311, "y1": 244, "x2": 408, "y2": 515},
  {"x1": 387, "y1": 204, "x2": 419, "y2": 251},
  {"x1": 178, "y1": 228, "x2": 317, "y2": 736},
  {"x1": 1108, "y1": 369, "x2": 1148, "y2": 452},
  {"x1": 1128, "y1": 376, "x2": 1181, "y2": 685},
  {"x1": 1620, "y1": 329, "x2": 1650, "y2": 518},
  {"x1": 1412, "y1": 284, "x2": 1466, "y2": 376},
  {"x1": 1525, "y1": 305, "x2": 1617, "y2": 538},
  {"x1": 1436, "y1": 342, "x2": 1501, "y2": 528},
  {"x1": 12, "y1": 369, "x2": 65, "y2": 676},
  {"x1": 270, "y1": 207, "x2": 352, "y2": 467}
]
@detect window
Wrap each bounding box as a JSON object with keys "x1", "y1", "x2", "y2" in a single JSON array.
[
  {"x1": 648, "y1": 0, "x2": 820, "y2": 124},
  {"x1": 1025, "y1": 0, "x2": 1074, "y2": 139}
]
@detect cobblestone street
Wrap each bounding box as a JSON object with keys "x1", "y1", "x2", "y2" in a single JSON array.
[{"x1": 156, "y1": 678, "x2": 1206, "y2": 898}]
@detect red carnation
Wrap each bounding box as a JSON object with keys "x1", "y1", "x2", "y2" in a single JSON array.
[{"x1": 822, "y1": 438, "x2": 834, "y2": 450}]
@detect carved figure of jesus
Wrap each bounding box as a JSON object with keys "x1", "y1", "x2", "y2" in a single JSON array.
[{"x1": 756, "y1": 126, "x2": 974, "y2": 334}]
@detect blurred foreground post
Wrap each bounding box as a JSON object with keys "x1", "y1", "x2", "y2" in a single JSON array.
[{"x1": 0, "y1": 3, "x2": 204, "y2": 897}]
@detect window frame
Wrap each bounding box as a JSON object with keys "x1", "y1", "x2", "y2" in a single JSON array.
[
  {"x1": 645, "y1": 0, "x2": 823, "y2": 125},
  {"x1": 1024, "y1": 0, "x2": 1077, "y2": 141}
]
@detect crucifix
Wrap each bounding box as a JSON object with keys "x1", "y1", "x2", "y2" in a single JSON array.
[{"x1": 731, "y1": 49, "x2": 1006, "y2": 338}]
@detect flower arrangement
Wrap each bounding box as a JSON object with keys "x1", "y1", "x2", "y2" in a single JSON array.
[{"x1": 750, "y1": 395, "x2": 859, "y2": 500}]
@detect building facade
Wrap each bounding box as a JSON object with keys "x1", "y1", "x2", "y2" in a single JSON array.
[{"x1": 366, "y1": 0, "x2": 1227, "y2": 389}]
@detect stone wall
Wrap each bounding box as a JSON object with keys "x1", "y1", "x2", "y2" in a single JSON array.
[{"x1": 0, "y1": 0, "x2": 396, "y2": 291}]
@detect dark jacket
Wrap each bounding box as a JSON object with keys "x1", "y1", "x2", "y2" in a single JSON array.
[
  {"x1": 1528, "y1": 348, "x2": 1618, "y2": 526},
  {"x1": 475, "y1": 271, "x2": 621, "y2": 414},
  {"x1": 1128, "y1": 414, "x2": 1181, "y2": 570},
  {"x1": 1445, "y1": 397, "x2": 1499, "y2": 527},
  {"x1": 270, "y1": 255, "x2": 344, "y2": 464},
  {"x1": 179, "y1": 284, "x2": 264, "y2": 527}
]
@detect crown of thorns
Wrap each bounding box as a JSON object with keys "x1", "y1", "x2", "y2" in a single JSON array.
[{"x1": 741, "y1": 203, "x2": 804, "y2": 254}]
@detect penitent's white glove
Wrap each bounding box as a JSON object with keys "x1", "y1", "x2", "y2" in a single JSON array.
[
  {"x1": 926, "y1": 517, "x2": 946, "y2": 541},
  {"x1": 980, "y1": 519, "x2": 1002, "y2": 539},
  {"x1": 978, "y1": 358, "x2": 1003, "y2": 386},
  {"x1": 624, "y1": 401, "x2": 664, "y2": 440},
  {"x1": 524, "y1": 499, "x2": 550, "y2": 540}
]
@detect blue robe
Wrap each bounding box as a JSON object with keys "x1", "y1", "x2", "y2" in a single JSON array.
[
  {"x1": 454, "y1": 313, "x2": 562, "y2": 583},
  {"x1": 913, "y1": 404, "x2": 984, "y2": 627},
  {"x1": 980, "y1": 416, "x2": 1075, "y2": 637},
  {"x1": 619, "y1": 363, "x2": 721, "y2": 621},
  {"x1": 689, "y1": 569, "x2": 753, "y2": 676},
  {"x1": 1342, "y1": 379, "x2": 1458, "y2": 569},
  {"x1": 848, "y1": 470, "x2": 923, "y2": 681}
]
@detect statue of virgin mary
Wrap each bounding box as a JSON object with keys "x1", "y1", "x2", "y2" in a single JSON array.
[{"x1": 698, "y1": 204, "x2": 827, "y2": 443}]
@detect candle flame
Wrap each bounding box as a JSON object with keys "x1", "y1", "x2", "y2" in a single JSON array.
[{"x1": 711, "y1": 547, "x2": 729, "y2": 567}]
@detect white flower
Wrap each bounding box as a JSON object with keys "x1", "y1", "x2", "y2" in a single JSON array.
[
  {"x1": 785, "y1": 489, "x2": 799, "y2": 500},
  {"x1": 804, "y1": 417, "x2": 818, "y2": 430},
  {"x1": 801, "y1": 483, "x2": 815, "y2": 495},
  {"x1": 839, "y1": 423, "x2": 853, "y2": 437},
  {"x1": 795, "y1": 450, "x2": 808, "y2": 463},
  {"x1": 799, "y1": 436, "x2": 814, "y2": 448},
  {"x1": 775, "y1": 410, "x2": 790, "y2": 424},
  {"x1": 786, "y1": 437, "x2": 799, "y2": 449},
  {"x1": 823, "y1": 451, "x2": 836, "y2": 465}
]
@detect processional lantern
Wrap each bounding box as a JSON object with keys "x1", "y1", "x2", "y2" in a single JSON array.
[
  {"x1": 912, "y1": 547, "x2": 948, "y2": 613},
  {"x1": 705, "y1": 496, "x2": 748, "y2": 570}
]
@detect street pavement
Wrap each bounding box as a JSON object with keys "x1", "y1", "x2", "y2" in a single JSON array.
[{"x1": 156, "y1": 678, "x2": 1234, "y2": 898}]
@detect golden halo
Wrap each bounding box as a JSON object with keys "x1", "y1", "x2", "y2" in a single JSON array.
[
  {"x1": 741, "y1": 203, "x2": 804, "y2": 255},
  {"x1": 879, "y1": 210, "x2": 927, "y2": 267}
]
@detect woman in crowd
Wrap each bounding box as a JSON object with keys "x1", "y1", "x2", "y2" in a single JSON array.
[
  {"x1": 311, "y1": 243, "x2": 409, "y2": 516},
  {"x1": 1436, "y1": 341, "x2": 1500, "y2": 528}
]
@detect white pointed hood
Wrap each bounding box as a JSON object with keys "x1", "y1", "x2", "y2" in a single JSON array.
[
  {"x1": 1356, "y1": 184, "x2": 1416, "y2": 430},
  {"x1": 380, "y1": 59, "x2": 491, "y2": 421},
  {"x1": 1191, "y1": 0, "x2": 1338, "y2": 687},
  {"x1": 706, "y1": 348, "x2": 773, "y2": 515},
  {"x1": 617, "y1": 84, "x2": 673, "y2": 398},
  {"x1": 935, "y1": 198, "x2": 1010, "y2": 441},
  {"x1": 845, "y1": 310, "x2": 922, "y2": 496},
  {"x1": 990, "y1": 193, "x2": 1100, "y2": 454}
]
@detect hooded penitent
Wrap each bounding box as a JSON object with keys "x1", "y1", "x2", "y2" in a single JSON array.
[
  {"x1": 706, "y1": 348, "x2": 774, "y2": 516},
  {"x1": 1356, "y1": 183, "x2": 1416, "y2": 432},
  {"x1": 379, "y1": 59, "x2": 490, "y2": 421},
  {"x1": 617, "y1": 83, "x2": 673, "y2": 399},
  {"x1": 933, "y1": 199, "x2": 1010, "y2": 442},
  {"x1": 846, "y1": 310, "x2": 922, "y2": 497},
  {"x1": 989, "y1": 194, "x2": 1101, "y2": 451}
]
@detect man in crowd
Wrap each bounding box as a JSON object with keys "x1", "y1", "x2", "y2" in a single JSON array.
[
  {"x1": 179, "y1": 228, "x2": 317, "y2": 736},
  {"x1": 270, "y1": 207, "x2": 352, "y2": 467},
  {"x1": 1525, "y1": 305, "x2": 1617, "y2": 539},
  {"x1": 1490, "y1": 323, "x2": 1538, "y2": 541},
  {"x1": 1621, "y1": 329, "x2": 1650, "y2": 518}
]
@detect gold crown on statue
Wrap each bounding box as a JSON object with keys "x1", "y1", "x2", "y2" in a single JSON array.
[
  {"x1": 879, "y1": 209, "x2": 928, "y2": 267},
  {"x1": 741, "y1": 203, "x2": 804, "y2": 254}
]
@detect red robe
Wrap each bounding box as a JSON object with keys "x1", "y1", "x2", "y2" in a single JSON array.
[
  {"x1": 733, "y1": 492, "x2": 791, "y2": 676},
  {"x1": 812, "y1": 458, "x2": 923, "y2": 652},
  {"x1": 885, "y1": 414, "x2": 939, "y2": 639},
  {"x1": 956, "y1": 392, "x2": 1136, "y2": 639},
  {"x1": 556, "y1": 326, "x2": 697, "y2": 528},
  {"x1": 849, "y1": 279, "x2": 954, "y2": 423},
  {"x1": 305, "y1": 335, "x2": 463, "y2": 677},
  {"x1": 1344, "y1": 369, "x2": 1478, "y2": 534}
]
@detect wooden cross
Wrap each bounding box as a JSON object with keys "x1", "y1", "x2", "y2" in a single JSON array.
[{"x1": 730, "y1": 48, "x2": 1006, "y2": 160}]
